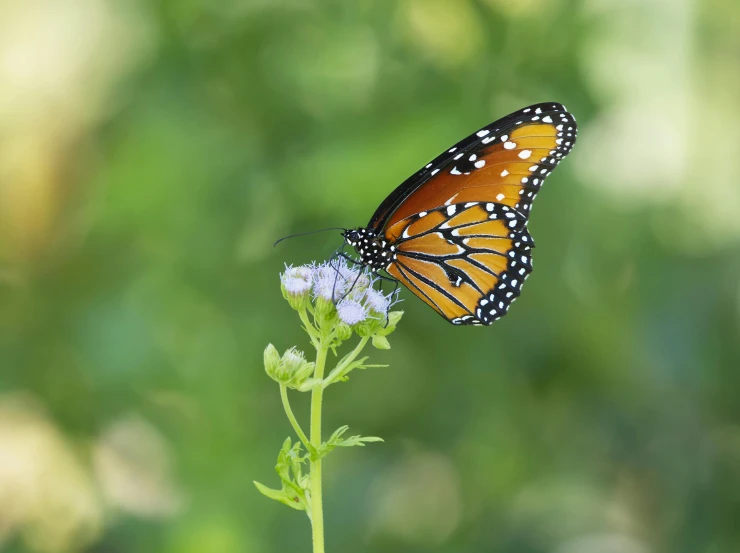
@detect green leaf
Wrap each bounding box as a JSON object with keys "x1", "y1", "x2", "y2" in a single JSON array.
[
  {"x1": 316, "y1": 425, "x2": 384, "y2": 458},
  {"x1": 337, "y1": 435, "x2": 384, "y2": 447},
  {"x1": 375, "y1": 311, "x2": 404, "y2": 337},
  {"x1": 275, "y1": 439, "x2": 293, "y2": 483},
  {"x1": 257, "y1": 438, "x2": 312, "y2": 512},
  {"x1": 371, "y1": 334, "x2": 391, "y2": 350},
  {"x1": 253, "y1": 481, "x2": 305, "y2": 511},
  {"x1": 323, "y1": 355, "x2": 370, "y2": 386},
  {"x1": 387, "y1": 311, "x2": 404, "y2": 327}
]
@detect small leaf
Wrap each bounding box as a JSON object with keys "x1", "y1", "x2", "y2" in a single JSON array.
[
  {"x1": 316, "y1": 425, "x2": 384, "y2": 458},
  {"x1": 328, "y1": 425, "x2": 350, "y2": 443},
  {"x1": 253, "y1": 481, "x2": 305, "y2": 511},
  {"x1": 376, "y1": 311, "x2": 404, "y2": 337},
  {"x1": 323, "y1": 355, "x2": 372, "y2": 386},
  {"x1": 372, "y1": 335, "x2": 391, "y2": 350},
  {"x1": 388, "y1": 311, "x2": 404, "y2": 327},
  {"x1": 337, "y1": 435, "x2": 384, "y2": 447},
  {"x1": 276, "y1": 445, "x2": 292, "y2": 482}
]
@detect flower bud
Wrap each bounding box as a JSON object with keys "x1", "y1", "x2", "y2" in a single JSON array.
[
  {"x1": 355, "y1": 317, "x2": 377, "y2": 338},
  {"x1": 281, "y1": 347, "x2": 309, "y2": 373},
  {"x1": 334, "y1": 322, "x2": 353, "y2": 342},
  {"x1": 371, "y1": 334, "x2": 391, "y2": 350},
  {"x1": 264, "y1": 344, "x2": 281, "y2": 376},
  {"x1": 266, "y1": 347, "x2": 316, "y2": 388}
]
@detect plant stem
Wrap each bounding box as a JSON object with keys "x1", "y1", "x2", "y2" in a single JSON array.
[
  {"x1": 298, "y1": 308, "x2": 319, "y2": 348},
  {"x1": 310, "y1": 341, "x2": 328, "y2": 553},
  {"x1": 280, "y1": 385, "x2": 311, "y2": 452}
]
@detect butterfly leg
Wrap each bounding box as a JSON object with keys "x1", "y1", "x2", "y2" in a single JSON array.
[
  {"x1": 383, "y1": 278, "x2": 400, "y2": 327},
  {"x1": 335, "y1": 251, "x2": 363, "y2": 267},
  {"x1": 328, "y1": 248, "x2": 346, "y2": 303},
  {"x1": 374, "y1": 271, "x2": 400, "y2": 327},
  {"x1": 329, "y1": 251, "x2": 365, "y2": 304}
]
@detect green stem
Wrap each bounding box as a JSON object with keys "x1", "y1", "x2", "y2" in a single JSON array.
[
  {"x1": 280, "y1": 385, "x2": 311, "y2": 452},
  {"x1": 299, "y1": 308, "x2": 320, "y2": 348},
  {"x1": 310, "y1": 342, "x2": 328, "y2": 553},
  {"x1": 322, "y1": 336, "x2": 370, "y2": 387}
]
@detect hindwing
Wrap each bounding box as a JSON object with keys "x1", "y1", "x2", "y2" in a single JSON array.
[{"x1": 385, "y1": 202, "x2": 534, "y2": 325}]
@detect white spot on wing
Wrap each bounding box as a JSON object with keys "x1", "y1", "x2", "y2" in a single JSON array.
[
  {"x1": 518, "y1": 150, "x2": 532, "y2": 159},
  {"x1": 504, "y1": 141, "x2": 516, "y2": 150}
]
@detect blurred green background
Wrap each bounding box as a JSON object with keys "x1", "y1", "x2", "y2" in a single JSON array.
[{"x1": 1, "y1": 0, "x2": 739, "y2": 552}]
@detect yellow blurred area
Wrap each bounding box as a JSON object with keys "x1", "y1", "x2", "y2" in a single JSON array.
[
  {"x1": 397, "y1": 0, "x2": 484, "y2": 69},
  {"x1": 0, "y1": 394, "x2": 101, "y2": 552},
  {"x1": 0, "y1": 394, "x2": 182, "y2": 552},
  {"x1": 0, "y1": 0, "x2": 153, "y2": 263}
]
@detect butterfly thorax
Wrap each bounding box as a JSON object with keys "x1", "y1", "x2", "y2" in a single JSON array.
[{"x1": 343, "y1": 228, "x2": 396, "y2": 271}]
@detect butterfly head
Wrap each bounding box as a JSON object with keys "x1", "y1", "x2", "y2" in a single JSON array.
[{"x1": 343, "y1": 227, "x2": 394, "y2": 271}]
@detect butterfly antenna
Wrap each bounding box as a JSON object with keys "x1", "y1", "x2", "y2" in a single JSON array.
[{"x1": 273, "y1": 227, "x2": 346, "y2": 247}]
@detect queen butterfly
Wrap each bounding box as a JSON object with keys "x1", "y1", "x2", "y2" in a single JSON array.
[{"x1": 339, "y1": 102, "x2": 577, "y2": 326}]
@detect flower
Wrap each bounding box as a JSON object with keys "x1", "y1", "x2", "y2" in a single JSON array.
[
  {"x1": 279, "y1": 258, "x2": 400, "y2": 329},
  {"x1": 313, "y1": 265, "x2": 341, "y2": 302},
  {"x1": 363, "y1": 287, "x2": 391, "y2": 314},
  {"x1": 337, "y1": 299, "x2": 367, "y2": 326},
  {"x1": 280, "y1": 265, "x2": 314, "y2": 310}
]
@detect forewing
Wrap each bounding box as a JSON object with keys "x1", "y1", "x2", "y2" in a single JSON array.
[
  {"x1": 370, "y1": 103, "x2": 576, "y2": 233},
  {"x1": 385, "y1": 202, "x2": 533, "y2": 325}
]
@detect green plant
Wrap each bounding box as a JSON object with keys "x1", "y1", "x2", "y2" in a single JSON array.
[{"x1": 255, "y1": 261, "x2": 402, "y2": 553}]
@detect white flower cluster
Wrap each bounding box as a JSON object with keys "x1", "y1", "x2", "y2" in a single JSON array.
[{"x1": 280, "y1": 259, "x2": 399, "y2": 325}]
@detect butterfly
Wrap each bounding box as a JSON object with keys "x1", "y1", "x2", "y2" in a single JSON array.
[{"x1": 340, "y1": 103, "x2": 577, "y2": 326}]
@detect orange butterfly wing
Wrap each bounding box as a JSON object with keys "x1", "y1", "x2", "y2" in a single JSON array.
[
  {"x1": 373, "y1": 103, "x2": 577, "y2": 325},
  {"x1": 384, "y1": 202, "x2": 533, "y2": 325}
]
